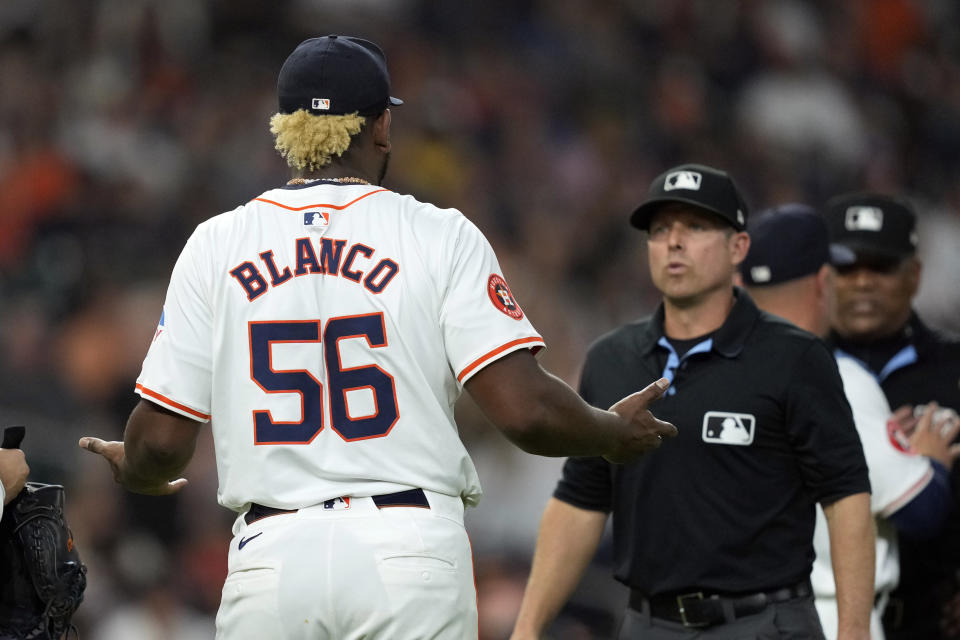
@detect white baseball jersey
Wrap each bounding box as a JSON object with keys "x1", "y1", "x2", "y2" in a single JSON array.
[
  {"x1": 812, "y1": 355, "x2": 934, "y2": 639},
  {"x1": 136, "y1": 182, "x2": 544, "y2": 512}
]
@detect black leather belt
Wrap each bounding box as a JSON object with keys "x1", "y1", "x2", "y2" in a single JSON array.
[
  {"x1": 244, "y1": 488, "x2": 430, "y2": 525},
  {"x1": 630, "y1": 581, "x2": 812, "y2": 628}
]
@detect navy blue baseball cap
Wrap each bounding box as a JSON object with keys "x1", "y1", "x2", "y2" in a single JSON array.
[
  {"x1": 277, "y1": 35, "x2": 403, "y2": 116},
  {"x1": 824, "y1": 192, "x2": 918, "y2": 261},
  {"x1": 739, "y1": 204, "x2": 856, "y2": 286},
  {"x1": 630, "y1": 163, "x2": 749, "y2": 232}
]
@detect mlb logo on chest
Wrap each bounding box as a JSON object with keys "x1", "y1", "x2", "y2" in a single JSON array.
[
  {"x1": 702, "y1": 411, "x2": 755, "y2": 445},
  {"x1": 303, "y1": 210, "x2": 330, "y2": 231}
]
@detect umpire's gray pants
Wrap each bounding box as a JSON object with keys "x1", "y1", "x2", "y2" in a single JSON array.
[{"x1": 617, "y1": 596, "x2": 826, "y2": 639}]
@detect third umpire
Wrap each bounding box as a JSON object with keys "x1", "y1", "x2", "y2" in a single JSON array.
[{"x1": 825, "y1": 192, "x2": 960, "y2": 640}]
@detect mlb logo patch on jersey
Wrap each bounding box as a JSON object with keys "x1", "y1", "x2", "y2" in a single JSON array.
[
  {"x1": 845, "y1": 206, "x2": 884, "y2": 231},
  {"x1": 664, "y1": 171, "x2": 702, "y2": 191},
  {"x1": 303, "y1": 210, "x2": 330, "y2": 230},
  {"x1": 323, "y1": 497, "x2": 351, "y2": 511},
  {"x1": 702, "y1": 411, "x2": 755, "y2": 445},
  {"x1": 487, "y1": 274, "x2": 523, "y2": 320},
  {"x1": 311, "y1": 98, "x2": 331, "y2": 110}
]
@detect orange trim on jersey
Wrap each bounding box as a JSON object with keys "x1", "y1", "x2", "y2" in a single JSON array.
[
  {"x1": 135, "y1": 384, "x2": 211, "y2": 420},
  {"x1": 880, "y1": 465, "x2": 934, "y2": 518},
  {"x1": 253, "y1": 189, "x2": 388, "y2": 211},
  {"x1": 456, "y1": 337, "x2": 545, "y2": 382}
]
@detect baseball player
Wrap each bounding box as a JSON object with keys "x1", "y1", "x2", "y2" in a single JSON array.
[
  {"x1": 740, "y1": 205, "x2": 958, "y2": 639},
  {"x1": 78, "y1": 35, "x2": 676, "y2": 640}
]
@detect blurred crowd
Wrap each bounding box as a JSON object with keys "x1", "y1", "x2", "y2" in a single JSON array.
[{"x1": 1, "y1": 0, "x2": 960, "y2": 637}]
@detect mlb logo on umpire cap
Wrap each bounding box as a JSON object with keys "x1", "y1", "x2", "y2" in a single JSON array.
[
  {"x1": 311, "y1": 98, "x2": 331, "y2": 110},
  {"x1": 630, "y1": 163, "x2": 750, "y2": 232},
  {"x1": 825, "y1": 192, "x2": 918, "y2": 260},
  {"x1": 844, "y1": 206, "x2": 883, "y2": 232},
  {"x1": 663, "y1": 171, "x2": 702, "y2": 191}
]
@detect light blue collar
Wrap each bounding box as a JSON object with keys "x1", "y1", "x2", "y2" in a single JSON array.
[{"x1": 657, "y1": 336, "x2": 713, "y2": 395}]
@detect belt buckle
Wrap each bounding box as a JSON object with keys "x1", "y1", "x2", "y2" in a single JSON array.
[{"x1": 677, "y1": 591, "x2": 708, "y2": 628}]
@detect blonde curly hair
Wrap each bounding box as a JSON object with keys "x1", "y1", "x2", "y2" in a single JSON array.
[{"x1": 269, "y1": 109, "x2": 366, "y2": 171}]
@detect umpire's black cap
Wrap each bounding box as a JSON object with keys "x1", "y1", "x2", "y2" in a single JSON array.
[
  {"x1": 277, "y1": 35, "x2": 403, "y2": 116},
  {"x1": 630, "y1": 163, "x2": 749, "y2": 232},
  {"x1": 823, "y1": 192, "x2": 918, "y2": 261},
  {"x1": 739, "y1": 204, "x2": 856, "y2": 286}
]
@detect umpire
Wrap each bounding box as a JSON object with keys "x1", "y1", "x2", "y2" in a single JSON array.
[
  {"x1": 825, "y1": 193, "x2": 960, "y2": 639},
  {"x1": 511, "y1": 164, "x2": 875, "y2": 640}
]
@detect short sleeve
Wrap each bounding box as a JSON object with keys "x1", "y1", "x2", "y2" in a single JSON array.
[
  {"x1": 440, "y1": 216, "x2": 544, "y2": 383},
  {"x1": 135, "y1": 229, "x2": 214, "y2": 422},
  {"x1": 837, "y1": 357, "x2": 933, "y2": 516},
  {"x1": 552, "y1": 353, "x2": 614, "y2": 512},
  {"x1": 784, "y1": 340, "x2": 871, "y2": 504}
]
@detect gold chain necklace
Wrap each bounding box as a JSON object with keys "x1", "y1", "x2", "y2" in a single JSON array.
[{"x1": 287, "y1": 177, "x2": 371, "y2": 185}]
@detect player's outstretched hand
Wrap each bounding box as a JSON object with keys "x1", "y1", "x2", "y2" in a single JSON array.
[
  {"x1": 604, "y1": 378, "x2": 678, "y2": 464},
  {"x1": 908, "y1": 403, "x2": 960, "y2": 469},
  {"x1": 78, "y1": 437, "x2": 188, "y2": 496}
]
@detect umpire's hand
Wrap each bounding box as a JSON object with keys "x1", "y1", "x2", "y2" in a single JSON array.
[{"x1": 604, "y1": 377, "x2": 678, "y2": 464}]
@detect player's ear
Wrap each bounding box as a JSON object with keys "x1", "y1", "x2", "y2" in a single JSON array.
[
  {"x1": 729, "y1": 231, "x2": 750, "y2": 266},
  {"x1": 372, "y1": 109, "x2": 392, "y2": 155},
  {"x1": 815, "y1": 264, "x2": 832, "y2": 298}
]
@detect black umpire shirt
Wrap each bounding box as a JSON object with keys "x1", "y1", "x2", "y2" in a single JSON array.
[
  {"x1": 555, "y1": 289, "x2": 870, "y2": 596},
  {"x1": 832, "y1": 312, "x2": 960, "y2": 636}
]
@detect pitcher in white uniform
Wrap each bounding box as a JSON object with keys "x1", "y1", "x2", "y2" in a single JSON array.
[{"x1": 79, "y1": 35, "x2": 677, "y2": 640}]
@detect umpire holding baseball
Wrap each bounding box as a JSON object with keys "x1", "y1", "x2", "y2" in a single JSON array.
[
  {"x1": 511, "y1": 164, "x2": 875, "y2": 640},
  {"x1": 824, "y1": 193, "x2": 960, "y2": 639}
]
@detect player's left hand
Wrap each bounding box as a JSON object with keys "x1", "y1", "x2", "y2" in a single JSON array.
[
  {"x1": 906, "y1": 403, "x2": 960, "y2": 469},
  {"x1": 78, "y1": 437, "x2": 188, "y2": 495}
]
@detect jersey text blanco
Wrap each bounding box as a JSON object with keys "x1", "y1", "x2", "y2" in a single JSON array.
[{"x1": 136, "y1": 183, "x2": 544, "y2": 511}]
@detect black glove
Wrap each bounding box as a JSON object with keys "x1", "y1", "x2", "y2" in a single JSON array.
[{"x1": 0, "y1": 428, "x2": 86, "y2": 640}]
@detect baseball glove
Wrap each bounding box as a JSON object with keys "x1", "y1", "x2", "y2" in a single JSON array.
[{"x1": 0, "y1": 427, "x2": 86, "y2": 640}]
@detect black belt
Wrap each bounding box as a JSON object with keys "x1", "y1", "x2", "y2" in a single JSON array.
[
  {"x1": 630, "y1": 581, "x2": 812, "y2": 628},
  {"x1": 244, "y1": 488, "x2": 430, "y2": 525}
]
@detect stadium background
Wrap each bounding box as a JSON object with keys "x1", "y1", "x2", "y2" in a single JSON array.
[{"x1": 1, "y1": 1, "x2": 959, "y2": 637}]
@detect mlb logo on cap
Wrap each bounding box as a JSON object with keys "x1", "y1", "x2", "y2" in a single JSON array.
[
  {"x1": 630, "y1": 163, "x2": 750, "y2": 231},
  {"x1": 825, "y1": 193, "x2": 918, "y2": 260},
  {"x1": 311, "y1": 98, "x2": 331, "y2": 110},
  {"x1": 664, "y1": 171, "x2": 702, "y2": 192},
  {"x1": 845, "y1": 206, "x2": 883, "y2": 232}
]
